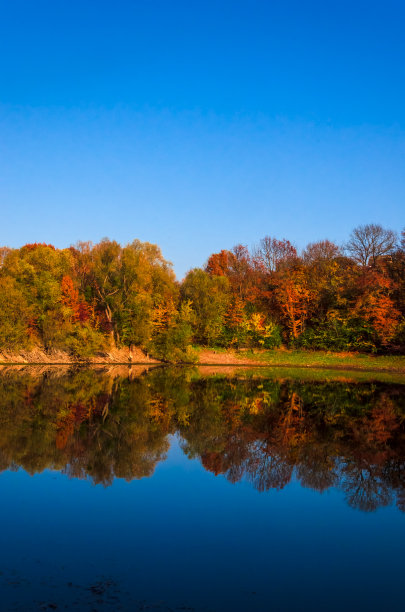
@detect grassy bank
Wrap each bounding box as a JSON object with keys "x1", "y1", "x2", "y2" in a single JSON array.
[{"x1": 197, "y1": 348, "x2": 405, "y2": 373}]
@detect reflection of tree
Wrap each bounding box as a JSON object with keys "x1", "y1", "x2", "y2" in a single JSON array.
[
  {"x1": 246, "y1": 444, "x2": 293, "y2": 492},
  {"x1": 0, "y1": 368, "x2": 404, "y2": 512},
  {"x1": 340, "y1": 462, "x2": 393, "y2": 512},
  {"x1": 177, "y1": 375, "x2": 405, "y2": 512},
  {"x1": 381, "y1": 458, "x2": 405, "y2": 513},
  {"x1": 0, "y1": 369, "x2": 171, "y2": 486},
  {"x1": 296, "y1": 447, "x2": 338, "y2": 493}
]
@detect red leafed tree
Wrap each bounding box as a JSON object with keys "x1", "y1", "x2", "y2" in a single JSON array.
[
  {"x1": 61, "y1": 275, "x2": 89, "y2": 322},
  {"x1": 205, "y1": 250, "x2": 234, "y2": 277},
  {"x1": 206, "y1": 245, "x2": 260, "y2": 303},
  {"x1": 201, "y1": 451, "x2": 225, "y2": 475},
  {"x1": 22, "y1": 243, "x2": 56, "y2": 251}
]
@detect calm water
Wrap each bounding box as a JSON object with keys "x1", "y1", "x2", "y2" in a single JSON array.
[{"x1": 0, "y1": 365, "x2": 404, "y2": 611}]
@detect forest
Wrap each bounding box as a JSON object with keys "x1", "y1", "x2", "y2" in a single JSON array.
[{"x1": 0, "y1": 223, "x2": 404, "y2": 361}]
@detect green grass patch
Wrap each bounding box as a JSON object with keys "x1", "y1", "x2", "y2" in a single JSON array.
[{"x1": 239, "y1": 349, "x2": 405, "y2": 373}]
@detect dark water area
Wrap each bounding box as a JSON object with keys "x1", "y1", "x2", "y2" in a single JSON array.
[{"x1": 0, "y1": 366, "x2": 404, "y2": 611}]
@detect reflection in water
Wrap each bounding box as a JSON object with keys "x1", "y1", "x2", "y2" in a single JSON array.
[{"x1": 0, "y1": 366, "x2": 404, "y2": 512}]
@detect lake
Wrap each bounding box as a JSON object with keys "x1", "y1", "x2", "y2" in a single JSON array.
[{"x1": 0, "y1": 365, "x2": 404, "y2": 611}]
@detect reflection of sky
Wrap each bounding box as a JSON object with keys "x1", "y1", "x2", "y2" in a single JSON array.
[{"x1": 0, "y1": 435, "x2": 403, "y2": 611}]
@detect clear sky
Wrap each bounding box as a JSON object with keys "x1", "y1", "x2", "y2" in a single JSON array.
[{"x1": 1, "y1": 0, "x2": 404, "y2": 278}]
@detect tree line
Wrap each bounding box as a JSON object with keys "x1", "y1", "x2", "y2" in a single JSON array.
[{"x1": 0, "y1": 223, "x2": 404, "y2": 359}]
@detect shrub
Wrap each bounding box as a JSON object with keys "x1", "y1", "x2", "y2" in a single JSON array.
[{"x1": 296, "y1": 318, "x2": 376, "y2": 352}]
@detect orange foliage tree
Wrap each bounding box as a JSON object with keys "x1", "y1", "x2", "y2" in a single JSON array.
[
  {"x1": 274, "y1": 269, "x2": 315, "y2": 339},
  {"x1": 349, "y1": 268, "x2": 400, "y2": 343}
]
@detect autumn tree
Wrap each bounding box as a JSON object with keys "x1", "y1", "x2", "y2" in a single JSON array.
[
  {"x1": 349, "y1": 267, "x2": 400, "y2": 345},
  {"x1": 205, "y1": 249, "x2": 234, "y2": 277},
  {"x1": 0, "y1": 277, "x2": 34, "y2": 349},
  {"x1": 274, "y1": 268, "x2": 315, "y2": 340},
  {"x1": 206, "y1": 245, "x2": 260, "y2": 303},
  {"x1": 85, "y1": 239, "x2": 177, "y2": 347}
]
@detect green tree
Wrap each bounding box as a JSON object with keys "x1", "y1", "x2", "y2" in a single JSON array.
[{"x1": 181, "y1": 269, "x2": 231, "y2": 345}]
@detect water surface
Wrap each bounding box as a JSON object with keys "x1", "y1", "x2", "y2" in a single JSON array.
[{"x1": 0, "y1": 366, "x2": 404, "y2": 611}]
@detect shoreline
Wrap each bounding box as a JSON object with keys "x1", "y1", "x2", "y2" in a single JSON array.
[
  {"x1": 0, "y1": 364, "x2": 404, "y2": 376},
  {"x1": 0, "y1": 351, "x2": 404, "y2": 375}
]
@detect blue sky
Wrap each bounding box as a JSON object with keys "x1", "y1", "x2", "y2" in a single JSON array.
[{"x1": 0, "y1": 0, "x2": 404, "y2": 278}]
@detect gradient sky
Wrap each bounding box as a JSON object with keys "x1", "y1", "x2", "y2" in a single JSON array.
[{"x1": 0, "y1": 0, "x2": 404, "y2": 278}]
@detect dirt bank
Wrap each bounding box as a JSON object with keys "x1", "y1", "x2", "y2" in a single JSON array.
[
  {"x1": 0, "y1": 346, "x2": 160, "y2": 365},
  {"x1": 197, "y1": 349, "x2": 264, "y2": 365}
]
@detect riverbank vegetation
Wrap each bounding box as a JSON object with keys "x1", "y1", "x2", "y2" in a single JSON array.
[{"x1": 0, "y1": 223, "x2": 404, "y2": 362}]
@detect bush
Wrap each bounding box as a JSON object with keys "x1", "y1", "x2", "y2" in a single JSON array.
[
  {"x1": 150, "y1": 321, "x2": 198, "y2": 363},
  {"x1": 392, "y1": 320, "x2": 405, "y2": 352},
  {"x1": 248, "y1": 318, "x2": 282, "y2": 349},
  {"x1": 220, "y1": 315, "x2": 282, "y2": 349},
  {"x1": 296, "y1": 318, "x2": 376, "y2": 352},
  {"x1": 42, "y1": 312, "x2": 107, "y2": 359},
  {"x1": 62, "y1": 324, "x2": 107, "y2": 360}
]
